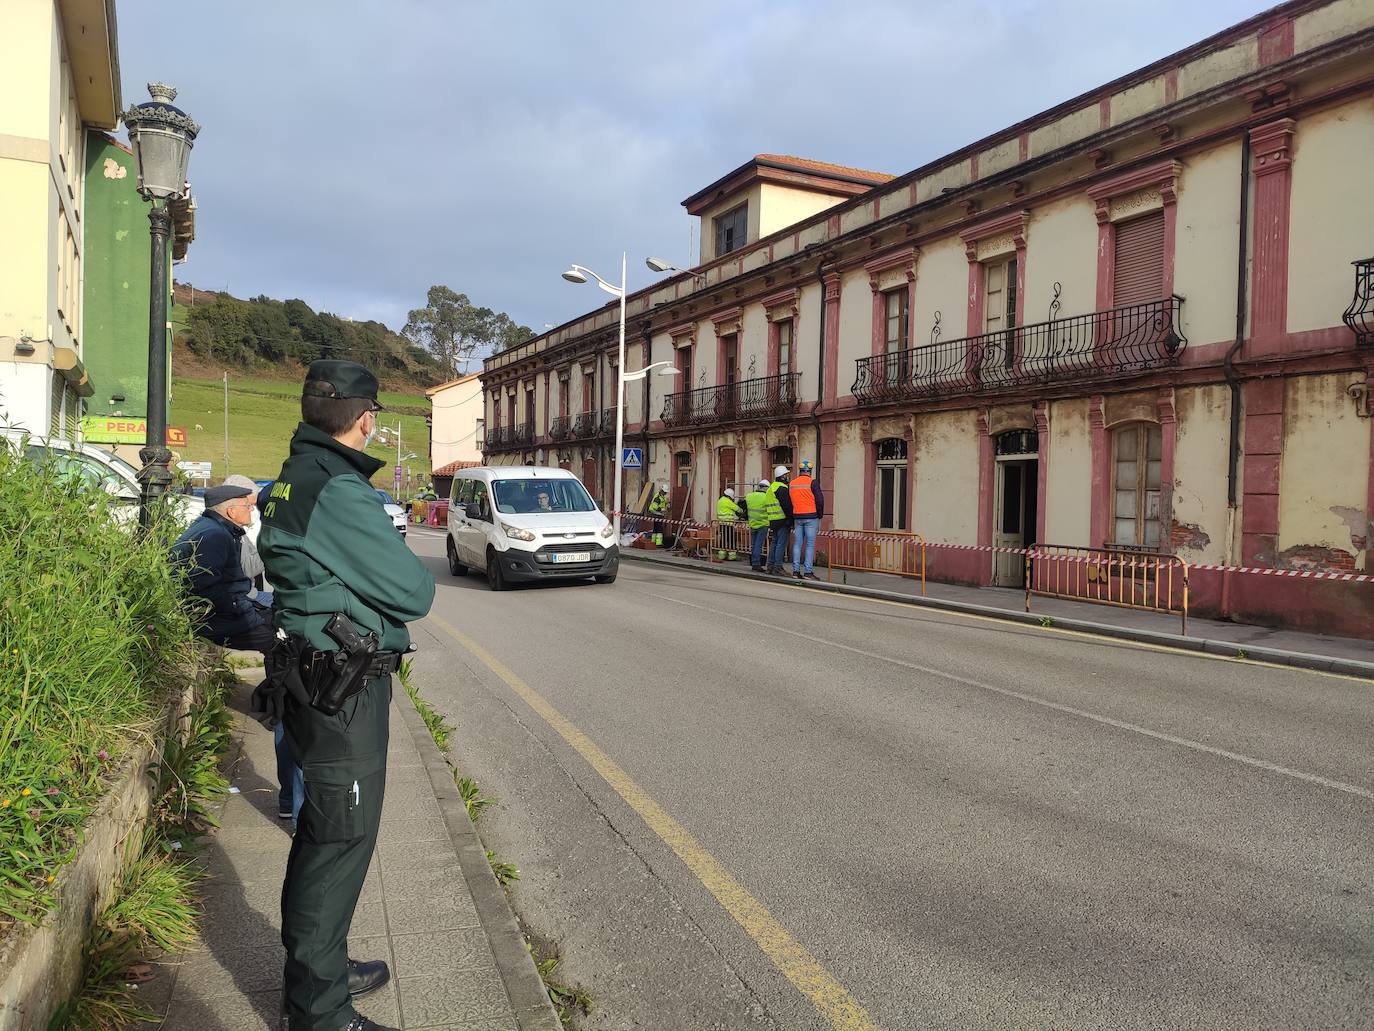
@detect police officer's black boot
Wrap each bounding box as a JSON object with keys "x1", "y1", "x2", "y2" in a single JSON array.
[
  {"x1": 340, "y1": 1017, "x2": 398, "y2": 1031},
  {"x1": 347, "y1": 958, "x2": 390, "y2": 998}
]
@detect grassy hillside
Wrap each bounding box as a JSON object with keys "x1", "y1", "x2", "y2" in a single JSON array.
[{"x1": 170, "y1": 375, "x2": 432, "y2": 487}]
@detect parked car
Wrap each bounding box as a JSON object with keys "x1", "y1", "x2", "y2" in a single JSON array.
[
  {"x1": 4, "y1": 430, "x2": 202, "y2": 529},
  {"x1": 375, "y1": 489, "x2": 408, "y2": 536},
  {"x1": 445, "y1": 466, "x2": 618, "y2": 590}
]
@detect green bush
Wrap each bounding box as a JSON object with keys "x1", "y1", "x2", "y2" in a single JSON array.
[{"x1": 0, "y1": 450, "x2": 200, "y2": 926}]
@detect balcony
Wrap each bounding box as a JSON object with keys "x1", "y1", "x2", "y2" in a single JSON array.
[
  {"x1": 572, "y1": 411, "x2": 598, "y2": 438},
  {"x1": 486, "y1": 423, "x2": 533, "y2": 450},
  {"x1": 549, "y1": 415, "x2": 571, "y2": 441},
  {"x1": 1344, "y1": 257, "x2": 1374, "y2": 346},
  {"x1": 851, "y1": 296, "x2": 1187, "y2": 406},
  {"x1": 662, "y1": 373, "x2": 802, "y2": 428},
  {"x1": 599, "y1": 407, "x2": 619, "y2": 437}
]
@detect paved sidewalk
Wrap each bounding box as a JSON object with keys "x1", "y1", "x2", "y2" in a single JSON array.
[
  {"x1": 626, "y1": 549, "x2": 1374, "y2": 670},
  {"x1": 136, "y1": 674, "x2": 559, "y2": 1030}
]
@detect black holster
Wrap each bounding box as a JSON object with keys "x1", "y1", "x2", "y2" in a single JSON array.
[{"x1": 305, "y1": 612, "x2": 381, "y2": 716}]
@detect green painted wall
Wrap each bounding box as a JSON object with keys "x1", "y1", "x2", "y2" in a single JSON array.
[{"x1": 82, "y1": 131, "x2": 171, "y2": 419}]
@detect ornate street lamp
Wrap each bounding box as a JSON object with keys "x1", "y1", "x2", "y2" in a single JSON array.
[{"x1": 123, "y1": 83, "x2": 199, "y2": 527}]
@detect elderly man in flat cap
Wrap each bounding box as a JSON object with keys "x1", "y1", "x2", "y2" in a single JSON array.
[
  {"x1": 259, "y1": 360, "x2": 434, "y2": 1031},
  {"x1": 171, "y1": 481, "x2": 275, "y2": 654}
]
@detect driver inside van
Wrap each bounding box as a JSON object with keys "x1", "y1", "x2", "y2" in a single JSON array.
[{"x1": 536, "y1": 491, "x2": 553, "y2": 511}]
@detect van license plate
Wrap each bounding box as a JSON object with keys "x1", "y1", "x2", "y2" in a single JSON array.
[{"x1": 552, "y1": 552, "x2": 590, "y2": 563}]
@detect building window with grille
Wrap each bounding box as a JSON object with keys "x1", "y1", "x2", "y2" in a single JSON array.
[
  {"x1": 875, "y1": 437, "x2": 908, "y2": 531},
  {"x1": 714, "y1": 203, "x2": 747, "y2": 257},
  {"x1": 1112, "y1": 210, "x2": 1165, "y2": 308},
  {"x1": 1112, "y1": 422, "x2": 1162, "y2": 547}
]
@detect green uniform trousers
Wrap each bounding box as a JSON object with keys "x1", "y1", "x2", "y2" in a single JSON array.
[{"x1": 280, "y1": 674, "x2": 391, "y2": 1030}]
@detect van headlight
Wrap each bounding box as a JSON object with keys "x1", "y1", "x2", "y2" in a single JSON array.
[
  {"x1": 501, "y1": 522, "x2": 536, "y2": 542},
  {"x1": 599, "y1": 524, "x2": 615, "y2": 538}
]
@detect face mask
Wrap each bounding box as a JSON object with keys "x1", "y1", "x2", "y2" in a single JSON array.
[{"x1": 362, "y1": 412, "x2": 378, "y2": 449}]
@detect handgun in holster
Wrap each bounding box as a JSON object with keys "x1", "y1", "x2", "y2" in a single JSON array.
[{"x1": 310, "y1": 612, "x2": 380, "y2": 715}]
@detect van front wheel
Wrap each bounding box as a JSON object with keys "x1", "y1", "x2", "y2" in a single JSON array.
[
  {"x1": 447, "y1": 537, "x2": 467, "y2": 577},
  {"x1": 486, "y1": 550, "x2": 507, "y2": 592}
]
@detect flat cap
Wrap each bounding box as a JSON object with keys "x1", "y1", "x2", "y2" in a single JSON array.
[
  {"x1": 303, "y1": 360, "x2": 382, "y2": 407},
  {"x1": 204, "y1": 484, "x2": 253, "y2": 508}
]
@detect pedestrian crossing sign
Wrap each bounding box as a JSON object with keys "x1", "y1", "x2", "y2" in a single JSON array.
[{"x1": 622, "y1": 447, "x2": 643, "y2": 469}]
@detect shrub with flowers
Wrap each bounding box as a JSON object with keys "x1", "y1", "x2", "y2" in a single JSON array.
[{"x1": 0, "y1": 449, "x2": 200, "y2": 926}]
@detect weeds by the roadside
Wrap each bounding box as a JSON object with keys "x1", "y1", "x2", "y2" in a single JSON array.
[
  {"x1": 486, "y1": 850, "x2": 520, "y2": 886},
  {"x1": 399, "y1": 659, "x2": 454, "y2": 752},
  {"x1": 146, "y1": 673, "x2": 234, "y2": 840},
  {"x1": 0, "y1": 449, "x2": 200, "y2": 927},
  {"x1": 532, "y1": 947, "x2": 592, "y2": 1024},
  {"x1": 456, "y1": 774, "x2": 495, "y2": 821}
]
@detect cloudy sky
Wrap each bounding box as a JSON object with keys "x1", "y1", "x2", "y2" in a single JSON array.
[{"x1": 118, "y1": 0, "x2": 1268, "y2": 338}]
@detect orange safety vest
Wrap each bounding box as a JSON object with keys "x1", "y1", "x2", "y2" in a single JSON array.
[{"x1": 789, "y1": 474, "x2": 817, "y2": 516}]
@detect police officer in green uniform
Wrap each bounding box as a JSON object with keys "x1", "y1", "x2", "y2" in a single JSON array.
[{"x1": 259, "y1": 360, "x2": 435, "y2": 1031}]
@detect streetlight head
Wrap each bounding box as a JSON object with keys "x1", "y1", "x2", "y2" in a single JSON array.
[
  {"x1": 657, "y1": 367, "x2": 680, "y2": 377},
  {"x1": 122, "y1": 83, "x2": 199, "y2": 202},
  {"x1": 645, "y1": 257, "x2": 675, "y2": 273},
  {"x1": 561, "y1": 268, "x2": 588, "y2": 285}
]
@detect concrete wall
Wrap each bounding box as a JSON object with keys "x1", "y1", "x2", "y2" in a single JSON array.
[
  {"x1": 1044, "y1": 398, "x2": 1091, "y2": 546},
  {"x1": 758, "y1": 182, "x2": 844, "y2": 239},
  {"x1": 428, "y1": 377, "x2": 483, "y2": 470},
  {"x1": 1278, "y1": 373, "x2": 1370, "y2": 568},
  {"x1": 1287, "y1": 97, "x2": 1374, "y2": 335},
  {"x1": 911, "y1": 237, "x2": 966, "y2": 358},
  {"x1": 913, "y1": 409, "x2": 980, "y2": 544},
  {"x1": 1174, "y1": 141, "x2": 1242, "y2": 347},
  {"x1": 835, "y1": 268, "x2": 872, "y2": 376}
]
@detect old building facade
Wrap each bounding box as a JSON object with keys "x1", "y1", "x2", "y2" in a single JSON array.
[{"x1": 481, "y1": 0, "x2": 1374, "y2": 636}]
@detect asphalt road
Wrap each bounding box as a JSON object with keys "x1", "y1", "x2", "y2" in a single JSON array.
[{"x1": 401, "y1": 527, "x2": 1373, "y2": 1031}]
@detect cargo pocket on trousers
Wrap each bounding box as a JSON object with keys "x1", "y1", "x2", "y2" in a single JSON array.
[{"x1": 300, "y1": 781, "x2": 363, "y2": 844}]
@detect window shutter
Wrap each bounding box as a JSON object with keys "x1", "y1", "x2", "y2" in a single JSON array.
[{"x1": 1112, "y1": 211, "x2": 1165, "y2": 307}]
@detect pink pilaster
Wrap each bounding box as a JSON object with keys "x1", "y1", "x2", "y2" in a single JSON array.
[
  {"x1": 903, "y1": 416, "x2": 916, "y2": 534},
  {"x1": 820, "y1": 421, "x2": 838, "y2": 530},
  {"x1": 1157, "y1": 388, "x2": 1177, "y2": 549},
  {"x1": 860, "y1": 419, "x2": 874, "y2": 531},
  {"x1": 1089, "y1": 396, "x2": 1107, "y2": 547},
  {"x1": 1258, "y1": 17, "x2": 1294, "y2": 66},
  {"x1": 976, "y1": 409, "x2": 994, "y2": 553},
  {"x1": 823, "y1": 273, "x2": 842, "y2": 403},
  {"x1": 1033, "y1": 402, "x2": 1050, "y2": 545},
  {"x1": 1248, "y1": 119, "x2": 1296, "y2": 357},
  {"x1": 1241, "y1": 378, "x2": 1285, "y2": 566}
]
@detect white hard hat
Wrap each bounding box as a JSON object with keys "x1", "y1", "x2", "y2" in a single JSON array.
[
  {"x1": 773, "y1": 465, "x2": 788, "y2": 478},
  {"x1": 723, "y1": 487, "x2": 736, "y2": 499},
  {"x1": 757, "y1": 478, "x2": 770, "y2": 488},
  {"x1": 659, "y1": 482, "x2": 669, "y2": 491}
]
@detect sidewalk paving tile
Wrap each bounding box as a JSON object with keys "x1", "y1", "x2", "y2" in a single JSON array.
[{"x1": 139, "y1": 680, "x2": 530, "y2": 1030}]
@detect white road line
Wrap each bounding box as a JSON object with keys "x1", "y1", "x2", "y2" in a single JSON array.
[{"x1": 639, "y1": 587, "x2": 1374, "y2": 802}]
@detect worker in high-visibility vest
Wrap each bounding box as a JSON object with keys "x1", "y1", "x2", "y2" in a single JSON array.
[
  {"x1": 647, "y1": 482, "x2": 669, "y2": 545},
  {"x1": 744, "y1": 479, "x2": 772, "y2": 572},
  {"x1": 765, "y1": 465, "x2": 792, "y2": 574},
  {"x1": 788, "y1": 458, "x2": 825, "y2": 580},
  {"x1": 715, "y1": 487, "x2": 743, "y2": 560}
]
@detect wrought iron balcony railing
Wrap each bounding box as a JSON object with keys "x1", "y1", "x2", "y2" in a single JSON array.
[
  {"x1": 851, "y1": 296, "x2": 1187, "y2": 405},
  {"x1": 662, "y1": 373, "x2": 801, "y2": 428},
  {"x1": 599, "y1": 407, "x2": 619, "y2": 436},
  {"x1": 1344, "y1": 257, "x2": 1374, "y2": 346},
  {"x1": 572, "y1": 411, "x2": 598, "y2": 438},
  {"x1": 549, "y1": 415, "x2": 571, "y2": 441}
]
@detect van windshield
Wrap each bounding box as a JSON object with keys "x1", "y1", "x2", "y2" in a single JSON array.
[{"x1": 492, "y1": 478, "x2": 595, "y2": 514}]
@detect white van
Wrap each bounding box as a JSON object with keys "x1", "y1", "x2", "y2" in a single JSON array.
[{"x1": 445, "y1": 466, "x2": 619, "y2": 590}]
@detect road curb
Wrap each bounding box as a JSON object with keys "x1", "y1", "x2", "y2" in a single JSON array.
[
  {"x1": 622, "y1": 551, "x2": 1374, "y2": 682},
  {"x1": 395, "y1": 684, "x2": 563, "y2": 1031}
]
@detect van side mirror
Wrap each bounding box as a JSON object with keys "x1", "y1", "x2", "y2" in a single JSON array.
[{"x1": 465, "y1": 502, "x2": 487, "y2": 522}]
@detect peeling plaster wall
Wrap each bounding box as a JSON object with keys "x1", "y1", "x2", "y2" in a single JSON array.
[
  {"x1": 1171, "y1": 384, "x2": 1231, "y2": 564},
  {"x1": 1278, "y1": 373, "x2": 1370, "y2": 568},
  {"x1": 1044, "y1": 398, "x2": 1091, "y2": 546},
  {"x1": 913, "y1": 409, "x2": 980, "y2": 544},
  {"x1": 830, "y1": 420, "x2": 865, "y2": 529}
]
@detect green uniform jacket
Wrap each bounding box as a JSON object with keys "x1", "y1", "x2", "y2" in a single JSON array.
[
  {"x1": 716, "y1": 495, "x2": 743, "y2": 520},
  {"x1": 259, "y1": 423, "x2": 435, "y2": 652}
]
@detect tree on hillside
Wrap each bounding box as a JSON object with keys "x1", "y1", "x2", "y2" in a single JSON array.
[
  {"x1": 491, "y1": 312, "x2": 535, "y2": 354},
  {"x1": 403, "y1": 286, "x2": 494, "y2": 379}
]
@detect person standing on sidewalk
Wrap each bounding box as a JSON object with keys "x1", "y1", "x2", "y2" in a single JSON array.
[
  {"x1": 765, "y1": 465, "x2": 792, "y2": 574},
  {"x1": 715, "y1": 486, "x2": 743, "y2": 560},
  {"x1": 789, "y1": 459, "x2": 825, "y2": 580},
  {"x1": 744, "y1": 478, "x2": 772, "y2": 571},
  {"x1": 648, "y1": 481, "x2": 670, "y2": 545},
  {"x1": 259, "y1": 360, "x2": 435, "y2": 1031}
]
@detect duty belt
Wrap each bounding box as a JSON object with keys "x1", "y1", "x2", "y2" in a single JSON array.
[{"x1": 303, "y1": 649, "x2": 402, "y2": 679}]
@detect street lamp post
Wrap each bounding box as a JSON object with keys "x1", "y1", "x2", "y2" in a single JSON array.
[{"x1": 123, "y1": 84, "x2": 198, "y2": 528}]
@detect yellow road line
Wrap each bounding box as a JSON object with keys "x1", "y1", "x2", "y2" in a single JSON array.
[
  {"x1": 646, "y1": 563, "x2": 1372, "y2": 686},
  {"x1": 425, "y1": 610, "x2": 883, "y2": 1031}
]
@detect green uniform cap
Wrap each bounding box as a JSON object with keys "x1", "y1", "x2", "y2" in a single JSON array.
[{"x1": 303, "y1": 360, "x2": 383, "y2": 408}]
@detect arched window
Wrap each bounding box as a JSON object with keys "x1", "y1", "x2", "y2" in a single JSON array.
[
  {"x1": 1112, "y1": 422, "x2": 1162, "y2": 546},
  {"x1": 875, "y1": 438, "x2": 908, "y2": 531}
]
